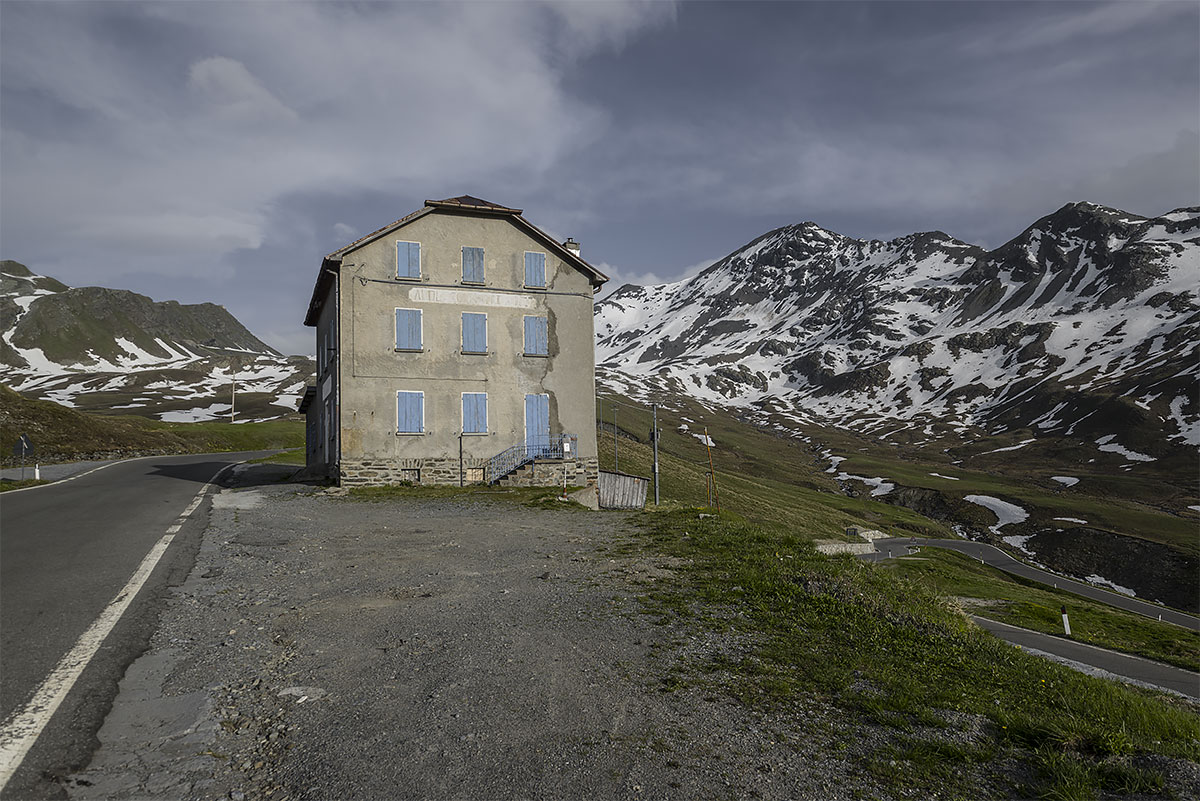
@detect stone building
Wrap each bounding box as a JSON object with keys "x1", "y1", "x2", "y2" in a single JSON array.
[{"x1": 301, "y1": 196, "x2": 607, "y2": 487}]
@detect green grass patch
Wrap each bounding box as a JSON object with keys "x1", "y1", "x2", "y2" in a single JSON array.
[
  {"x1": 838, "y1": 453, "x2": 1197, "y2": 555},
  {"x1": 627, "y1": 507, "x2": 1200, "y2": 799},
  {"x1": 595, "y1": 422, "x2": 951, "y2": 542},
  {"x1": 883, "y1": 549, "x2": 1200, "y2": 672},
  {"x1": 0, "y1": 478, "x2": 50, "y2": 492}
]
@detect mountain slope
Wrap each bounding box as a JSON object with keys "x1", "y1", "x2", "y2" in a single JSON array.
[
  {"x1": 0, "y1": 261, "x2": 313, "y2": 421},
  {"x1": 596, "y1": 202, "x2": 1199, "y2": 462}
]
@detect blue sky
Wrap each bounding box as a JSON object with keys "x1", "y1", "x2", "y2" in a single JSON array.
[{"x1": 2, "y1": 1, "x2": 1196, "y2": 355}]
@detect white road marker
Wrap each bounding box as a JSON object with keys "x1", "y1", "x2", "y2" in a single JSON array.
[{"x1": 0, "y1": 463, "x2": 237, "y2": 792}]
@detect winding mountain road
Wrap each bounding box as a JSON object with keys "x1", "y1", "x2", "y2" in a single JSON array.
[
  {"x1": 0, "y1": 452, "x2": 271, "y2": 799},
  {"x1": 864, "y1": 538, "x2": 1200, "y2": 631}
]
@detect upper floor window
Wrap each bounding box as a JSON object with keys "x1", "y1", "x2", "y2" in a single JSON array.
[
  {"x1": 524, "y1": 252, "x2": 546, "y2": 288},
  {"x1": 461, "y1": 312, "x2": 487, "y2": 354},
  {"x1": 523, "y1": 315, "x2": 548, "y2": 356},
  {"x1": 397, "y1": 390, "x2": 424, "y2": 434},
  {"x1": 397, "y1": 241, "x2": 421, "y2": 279},
  {"x1": 462, "y1": 246, "x2": 484, "y2": 284},
  {"x1": 395, "y1": 308, "x2": 422, "y2": 351},
  {"x1": 462, "y1": 392, "x2": 488, "y2": 434}
]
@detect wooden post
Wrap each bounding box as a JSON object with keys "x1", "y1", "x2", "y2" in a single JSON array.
[{"x1": 704, "y1": 426, "x2": 719, "y2": 513}]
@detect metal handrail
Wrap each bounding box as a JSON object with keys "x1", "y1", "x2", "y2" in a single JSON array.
[{"x1": 485, "y1": 434, "x2": 578, "y2": 483}]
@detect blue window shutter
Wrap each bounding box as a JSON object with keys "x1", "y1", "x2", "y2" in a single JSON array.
[
  {"x1": 398, "y1": 242, "x2": 420, "y2": 278},
  {"x1": 463, "y1": 247, "x2": 484, "y2": 283},
  {"x1": 523, "y1": 317, "x2": 534, "y2": 354},
  {"x1": 525, "y1": 394, "x2": 549, "y2": 451},
  {"x1": 532, "y1": 317, "x2": 548, "y2": 355},
  {"x1": 463, "y1": 393, "x2": 487, "y2": 433},
  {"x1": 396, "y1": 309, "x2": 422, "y2": 350},
  {"x1": 525, "y1": 252, "x2": 546, "y2": 287},
  {"x1": 409, "y1": 243, "x2": 421, "y2": 277},
  {"x1": 462, "y1": 313, "x2": 486, "y2": 353},
  {"x1": 397, "y1": 391, "x2": 423, "y2": 433}
]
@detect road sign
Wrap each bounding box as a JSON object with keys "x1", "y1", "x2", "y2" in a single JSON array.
[{"x1": 12, "y1": 434, "x2": 33, "y2": 457}]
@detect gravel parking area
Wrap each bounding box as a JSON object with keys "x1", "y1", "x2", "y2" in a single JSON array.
[{"x1": 64, "y1": 466, "x2": 924, "y2": 800}]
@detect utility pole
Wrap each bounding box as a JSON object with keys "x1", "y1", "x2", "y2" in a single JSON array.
[
  {"x1": 229, "y1": 362, "x2": 236, "y2": 423},
  {"x1": 613, "y1": 402, "x2": 619, "y2": 473},
  {"x1": 652, "y1": 403, "x2": 660, "y2": 505}
]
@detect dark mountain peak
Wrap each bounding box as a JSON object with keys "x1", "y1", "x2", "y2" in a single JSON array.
[{"x1": 1, "y1": 260, "x2": 33, "y2": 277}]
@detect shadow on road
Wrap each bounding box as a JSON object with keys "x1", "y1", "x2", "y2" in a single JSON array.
[{"x1": 144, "y1": 457, "x2": 324, "y2": 490}]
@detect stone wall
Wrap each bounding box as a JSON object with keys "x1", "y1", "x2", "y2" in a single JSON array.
[
  {"x1": 499, "y1": 458, "x2": 599, "y2": 489},
  {"x1": 339, "y1": 457, "x2": 599, "y2": 489}
]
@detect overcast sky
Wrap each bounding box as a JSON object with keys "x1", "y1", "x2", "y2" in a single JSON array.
[{"x1": 2, "y1": 1, "x2": 1196, "y2": 356}]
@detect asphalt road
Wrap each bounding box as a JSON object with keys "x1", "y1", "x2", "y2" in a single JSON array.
[
  {"x1": 865, "y1": 538, "x2": 1200, "y2": 631},
  {"x1": 973, "y1": 617, "x2": 1200, "y2": 699},
  {"x1": 0, "y1": 452, "x2": 271, "y2": 800}
]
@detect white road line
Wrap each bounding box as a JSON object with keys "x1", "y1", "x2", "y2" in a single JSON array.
[{"x1": 0, "y1": 463, "x2": 237, "y2": 792}]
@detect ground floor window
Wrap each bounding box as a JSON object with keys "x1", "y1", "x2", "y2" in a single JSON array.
[
  {"x1": 397, "y1": 390, "x2": 424, "y2": 434},
  {"x1": 462, "y1": 392, "x2": 488, "y2": 434}
]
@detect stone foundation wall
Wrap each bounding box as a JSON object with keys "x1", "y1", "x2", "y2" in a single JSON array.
[
  {"x1": 499, "y1": 458, "x2": 599, "y2": 489},
  {"x1": 339, "y1": 457, "x2": 600, "y2": 489}
]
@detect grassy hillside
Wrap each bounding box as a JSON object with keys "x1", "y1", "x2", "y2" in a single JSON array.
[
  {"x1": 627, "y1": 509, "x2": 1200, "y2": 800},
  {"x1": 596, "y1": 392, "x2": 1197, "y2": 555},
  {"x1": 0, "y1": 384, "x2": 303, "y2": 465}
]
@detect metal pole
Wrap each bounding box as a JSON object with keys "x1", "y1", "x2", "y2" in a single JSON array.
[
  {"x1": 652, "y1": 403, "x2": 659, "y2": 505},
  {"x1": 613, "y1": 403, "x2": 619, "y2": 473},
  {"x1": 459, "y1": 433, "x2": 464, "y2": 487},
  {"x1": 230, "y1": 364, "x2": 236, "y2": 423},
  {"x1": 704, "y1": 426, "x2": 719, "y2": 513}
]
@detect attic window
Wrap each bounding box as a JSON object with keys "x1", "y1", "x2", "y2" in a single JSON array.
[
  {"x1": 397, "y1": 241, "x2": 421, "y2": 279},
  {"x1": 462, "y1": 246, "x2": 484, "y2": 284}
]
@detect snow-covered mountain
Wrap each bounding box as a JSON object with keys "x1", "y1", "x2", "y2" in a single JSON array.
[
  {"x1": 596, "y1": 202, "x2": 1198, "y2": 458},
  {"x1": 0, "y1": 261, "x2": 313, "y2": 421}
]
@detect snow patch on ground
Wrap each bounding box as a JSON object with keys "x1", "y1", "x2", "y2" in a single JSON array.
[
  {"x1": 1085, "y1": 574, "x2": 1137, "y2": 597},
  {"x1": 964, "y1": 494, "x2": 1029, "y2": 534},
  {"x1": 1051, "y1": 476, "x2": 1079, "y2": 486},
  {"x1": 691, "y1": 432, "x2": 715, "y2": 447},
  {"x1": 1053, "y1": 517, "x2": 1088, "y2": 525},
  {"x1": 980, "y1": 439, "x2": 1035, "y2": 455},
  {"x1": 1095, "y1": 438, "x2": 1156, "y2": 462},
  {"x1": 929, "y1": 472, "x2": 959, "y2": 481},
  {"x1": 1002, "y1": 535, "x2": 1034, "y2": 555},
  {"x1": 159, "y1": 403, "x2": 232, "y2": 422},
  {"x1": 837, "y1": 472, "x2": 894, "y2": 497}
]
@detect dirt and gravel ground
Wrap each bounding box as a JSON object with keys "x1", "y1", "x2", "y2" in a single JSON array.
[{"x1": 62, "y1": 465, "x2": 1000, "y2": 800}]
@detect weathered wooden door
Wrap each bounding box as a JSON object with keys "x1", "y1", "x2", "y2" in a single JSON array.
[{"x1": 524, "y1": 394, "x2": 550, "y2": 455}]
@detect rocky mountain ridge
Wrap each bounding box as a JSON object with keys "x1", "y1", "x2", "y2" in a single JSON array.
[
  {"x1": 0, "y1": 261, "x2": 313, "y2": 421},
  {"x1": 596, "y1": 202, "x2": 1199, "y2": 462}
]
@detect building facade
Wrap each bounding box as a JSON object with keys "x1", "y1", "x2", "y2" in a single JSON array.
[{"x1": 302, "y1": 196, "x2": 607, "y2": 487}]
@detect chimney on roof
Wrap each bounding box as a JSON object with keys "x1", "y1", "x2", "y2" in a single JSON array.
[{"x1": 563, "y1": 237, "x2": 581, "y2": 258}]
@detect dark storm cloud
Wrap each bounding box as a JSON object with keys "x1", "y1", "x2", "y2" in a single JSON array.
[{"x1": 1, "y1": 1, "x2": 1194, "y2": 353}]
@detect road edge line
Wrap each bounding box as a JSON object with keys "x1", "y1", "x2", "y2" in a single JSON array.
[{"x1": 0, "y1": 462, "x2": 238, "y2": 792}]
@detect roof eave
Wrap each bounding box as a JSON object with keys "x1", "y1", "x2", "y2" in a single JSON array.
[{"x1": 303, "y1": 256, "x2": 341, "y2": 327}]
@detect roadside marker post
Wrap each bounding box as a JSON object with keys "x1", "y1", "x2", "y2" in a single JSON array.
[{"x1": 1061, "y1": 605, "x2": 1071, "y2": 637}]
